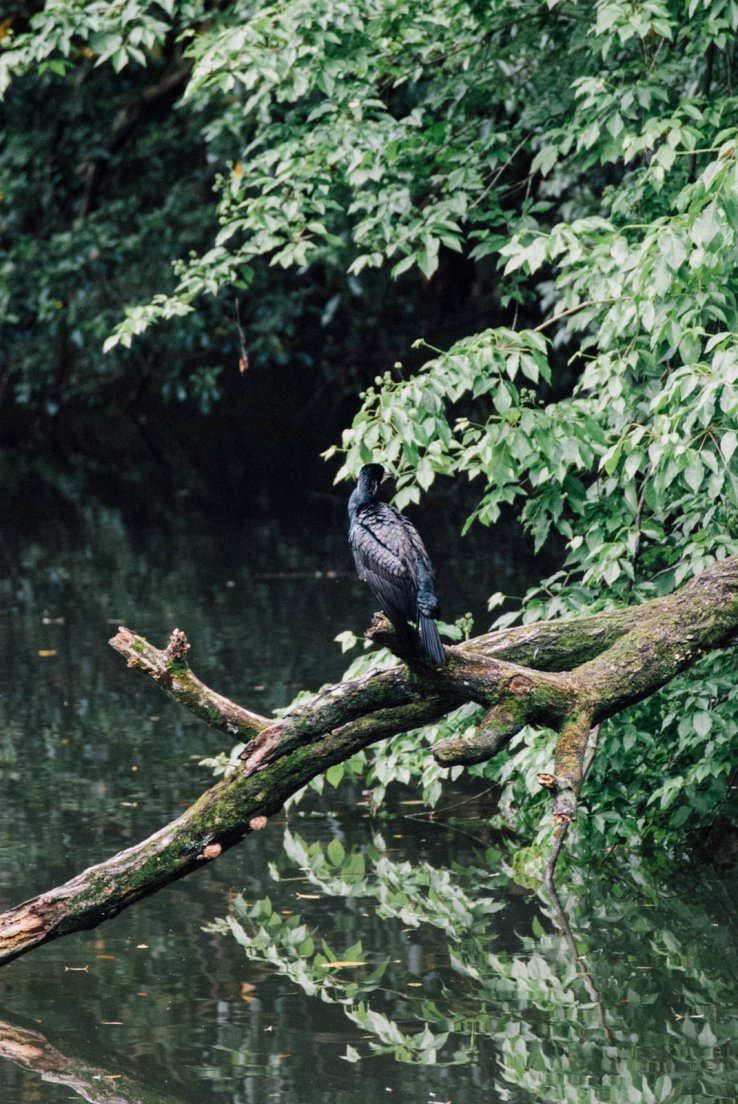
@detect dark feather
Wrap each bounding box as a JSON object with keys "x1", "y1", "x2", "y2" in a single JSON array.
[
  {"x1": 348, "y1": 467, "x2": 446, "y2": 665},
  {"x1": 419, "y1": 613, "x2": 446, "y2": 666}
]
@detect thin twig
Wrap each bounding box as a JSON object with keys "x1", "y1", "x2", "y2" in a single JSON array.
[
  {"x1": 235, "y1": 297, "x2": 249, "y2": 374},
  {"x1": 534, "y1": 297, "x2": 620, "y2": 333},
  {"x1": 403, "y1": 813, "x2": 491, "y2": 849},
  {"x1": 469, "y1": 132, "x2": 533, "y2": 210},
  {"x1": 404, "y1": 785, "x2": 497, "y2": 819},
  {"x1": 544, "y1": 820, "x2": 570, "y2": 899},
  {"x1": 544, "y1": 722, "x2": 601, "y2": 893}
]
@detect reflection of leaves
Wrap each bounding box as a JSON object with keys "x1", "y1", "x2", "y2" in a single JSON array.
[
  {"x1": 211, "y1": 824, "x2": 738, "y2": 1097},
  {"x1": 280, "y1": 829, "x2": 505, "y2": 933},
  {"x1": 208, "y1": 896, "x2": 387, "y2": 1004}
]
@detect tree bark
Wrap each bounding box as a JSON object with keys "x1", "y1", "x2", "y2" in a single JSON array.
[{"x1": 0, "y1": 555, "x2": 736, "y2": 966}]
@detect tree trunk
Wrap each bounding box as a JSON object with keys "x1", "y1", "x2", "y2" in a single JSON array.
[{"x1": 0, "y1": 555, "x2": 736, "y2": 966}]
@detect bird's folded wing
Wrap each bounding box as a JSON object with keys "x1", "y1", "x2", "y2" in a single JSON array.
[{"x1": 350, "y1": 511, "x2": 416, "y2": 621}]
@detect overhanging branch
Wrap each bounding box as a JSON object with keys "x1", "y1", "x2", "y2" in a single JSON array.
[{"x1": 0, "y1": 555, "x2": 736, "y2": 965}]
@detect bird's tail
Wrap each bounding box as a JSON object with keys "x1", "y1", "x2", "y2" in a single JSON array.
[{"x1": 419, "y1": 614, "x2": 446, "y2": 666}]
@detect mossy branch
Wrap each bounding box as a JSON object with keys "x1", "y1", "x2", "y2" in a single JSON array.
[
  {"x1": 0, "y1": 556, "x2": 736, "y2": 966},
  {"x1": 110, "y1": 626, "x2": 269, "y2": 740}
]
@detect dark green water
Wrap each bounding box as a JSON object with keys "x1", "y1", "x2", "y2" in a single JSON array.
[{"x1": 0, "y1": 500, "x2": 737, "y2": 1104}]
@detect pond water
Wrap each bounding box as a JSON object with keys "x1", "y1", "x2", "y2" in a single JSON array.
[{"x1": 0, "y1": 493, "x2": 736, "y2": 1104}]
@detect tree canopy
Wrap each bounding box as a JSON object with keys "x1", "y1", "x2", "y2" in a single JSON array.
[{"x1": 2, "y1": 0, "x2": 737, "y2": 854}]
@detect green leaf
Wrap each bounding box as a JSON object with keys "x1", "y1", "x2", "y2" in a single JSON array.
[
  {"x1": 692, "y1": 711, "x2": 712, "y2": 739},
  {"x1": 690, "y1": 203, "x2": 722, "y2": 248},
  {"x1": 326, "y1": 763, "x2": 345, "y2": 788},
  {"x1": 720, "y1": 430, "x2": 737, "y2": 464},
  {"x1": 683, "y1": 457, "x2": 704, "y2": 493},
  {"x1": 327, "y1": 838, "x2": 346, "y2": 867},
  {"x1": 417, "y1": 456, "x2": 434, "y2": 490},
  {"x1": 698, "y1": 1021, "x2": 718, "y2": 1048},
  {"x1": 531, "y1": 145, "x2": 558, "y2": 177}
]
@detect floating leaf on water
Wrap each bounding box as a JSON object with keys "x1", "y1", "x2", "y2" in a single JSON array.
[{"x1": 320, "y1": 961, "x2": 368, "y2": 969}]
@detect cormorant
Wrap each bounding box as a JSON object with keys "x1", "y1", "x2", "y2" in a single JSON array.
[{"x1": 348, "y1": 463, "x2": 447, "y2": 665}]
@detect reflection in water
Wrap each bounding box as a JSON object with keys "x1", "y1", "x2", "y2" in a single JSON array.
[
  {"x1": 211, "y1": 826, "x2": 738, "y2": 1102},
  {"x1": 0, "y1": 1015, "x2": 184, "y2": 1104},
  {"x1": 543, "y1": 724, "x2": 611, "y2": 1042},
  {"x1": 545, "y1": 832, "x2": 611, "y2": 1044},
  {"x1": 0, "y1": 502, "x2": 736, "y2": 1103}
]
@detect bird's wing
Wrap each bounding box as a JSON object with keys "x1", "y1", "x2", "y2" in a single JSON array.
[
  {"x1": 396, "y1": 515, "x2": 436, "y2": 584},
  {"x1": 349, "y1": 504, "x2": 416, "y2": 621}
]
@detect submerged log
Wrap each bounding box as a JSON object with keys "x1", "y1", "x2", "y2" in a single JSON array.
[{"x1": 0, "y1": 555, "x2": 736, "y2": 965}]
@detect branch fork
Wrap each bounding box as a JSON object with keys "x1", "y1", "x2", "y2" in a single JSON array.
[{"x1": 0, "y1": 556, "x2": 736, "y2": 964}]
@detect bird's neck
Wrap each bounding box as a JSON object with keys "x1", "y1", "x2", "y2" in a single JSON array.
[{"x1": 348, "y1": 480, "x2": 377, "y2": 521}]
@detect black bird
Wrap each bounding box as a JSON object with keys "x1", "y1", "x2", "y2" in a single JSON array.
[{"x1": 348, "y1": 463, "x2": 447, "y2": 665}]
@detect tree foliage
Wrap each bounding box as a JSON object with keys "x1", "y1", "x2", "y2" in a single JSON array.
[{"x1": 3, "y1": 0, "x2": 738, "y2": 850}]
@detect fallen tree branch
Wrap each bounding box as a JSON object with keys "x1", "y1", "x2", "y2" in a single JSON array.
[{"x1": 0, "y1": 555, "x2": 736, "y2": 966}]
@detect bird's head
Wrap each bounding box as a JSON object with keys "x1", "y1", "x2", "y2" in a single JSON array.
[
  {"x1": 348, "y1": 463, "x2": 386, "y2": 520},
  {"x1": 358, "y1": 463, "x2": 385, "y2": 494}
]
